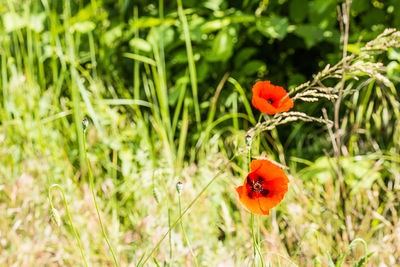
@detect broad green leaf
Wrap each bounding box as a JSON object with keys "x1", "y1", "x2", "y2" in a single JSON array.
[
  {"x1": 29, "y1": 13, "x2": 46, "y2": 33},
  {"x1": 241, "y1": 60, "x2": 266, "y2": 76},
  {"x1": 256, "y1": 15, "x2": 289, "y2": 40},
  {"x1": 147, "y1": 25, "x2": 175, "y2": 48},
  {"x1": 72, "y1": 21, "x2": 96, "y2": 33},
  {"x1": 294, "y1": 24, "x2": 324, "y2": 48},
  {"x1": 104, "y1": 26, "x2": 122, "y2": 47},
  {"x1": 234, "y1": 47, "x2": 258, "y2": 69},
  {"x1": 129, "y1": 38, "x2": 152, "y2": 53},
  {"x1": 289, "y1": 0, "x2": 308, "y2": 23},
  {"x1": 352, "y1": 0, "x2": 369, "y2": 13},
  {"x1": 206, "y1": 29, "x2": 234, "y2": 62},
  {"x1": 4, "y1": 13, "x2": 26, "y2": 32},
  {"x1": 200, "y1": 18, "x2": 230, "y2": 34},
  {"x1": 204, "y1": 0, "x2": 224, "y2": 11}
]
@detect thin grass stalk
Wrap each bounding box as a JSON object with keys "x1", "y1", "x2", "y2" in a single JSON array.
[
  {"x1": 178, "y1": 192, "x2": 199, "y2": 267},
  {"x1": 150, "y1": 37, "x2": 173, "y2": 150},
  {"x1": 48, "y1": 184, "x2": 89, "y2": 267},
  {"x1": 176, "y1": 0, "x2": 201, "y2": 129},
  {"x1": 82, "y1": 123, "x2": 119, "y2": 267},
  {"x1": 1, "y1": 49, "x2": 9, "y2": 122},
  {"x1": 207, "y1": 72, "x2": 231, "y2": 127},
  {"x1": 177, "y1": 98, "x2": 189, "y2": 172},
  {"x1": 248, "y1": 147, "x2": 264, "y2": 267},
  {"x1": 160, "y1": 178, "x2": 173, "y2": 267},
  {"x1": 228, "y1": 77, "x2": 257, "y2": 125},
  {"x1": 133, "y1": 6, "x2": 143, "y2": 120},
  {"x1": 64, "y1": 0, "x2": 84, "y2": 166},
  {"x1": 88, "y1": 31, "x2": 98, "y2": 80},
  {"x1": 172, "y1": 75, "x2": 188, "y2": 135},
  {"x1": 335, "y1": 0, "x2": 352, "y2": 242}
]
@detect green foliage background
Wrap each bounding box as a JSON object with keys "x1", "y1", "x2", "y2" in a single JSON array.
[{"x1": 0, "y1": 0, "x2": 400, "y2": 266}]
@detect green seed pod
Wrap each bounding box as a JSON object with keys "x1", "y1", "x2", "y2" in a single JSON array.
[
  {"x1": 153, "y1": 187, "x2": 160, "y2": 203},
  {"x1": 50, "y1": 208, "x2": 61, "y2": 227},
  {"x1": 176, "y1": 181, "x2": 183, "y2": 196},
  {"x1": 245, "y1": 134, "x2": 252, "y2": 148},
  {"x1": 82, "y1": 118, "x2": 89, "y2": 132}
]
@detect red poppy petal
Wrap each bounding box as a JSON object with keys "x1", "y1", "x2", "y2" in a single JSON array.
[
  {"x1": 258, "y1": 191, "x2": 286, "y2": 211},
  {"x1": 250, "y1": 160, "x2": 287, "y2": 182},
  {"x1": 264, "y1": 177, "x2": 289, "y2": 193},
  {"x1": 235, "y1": 186, "x2": 268, "y2": 215},
  {"x1": 251, "y1": 81, "x2": 293, "y2": 114}
]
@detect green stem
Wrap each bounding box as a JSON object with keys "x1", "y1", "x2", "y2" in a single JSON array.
[
  {"x1": 48, "y1": 184, "x2": 89, "y2": 267},
  {"x1": 83, "y1": 131, "x2": 120, "y2": 267},
  {"x1": 178, "y1": 194, "x2": 199, "y2": 267},
  {"x1": 176, "y1": 0, "x2": 201, "y2": 129},
  {"x1": 161, "y1": 179, "x2": 173, "y2": 266},
  {"x1": 248, "y1": 138, "x2": 264, "y2": 267}
]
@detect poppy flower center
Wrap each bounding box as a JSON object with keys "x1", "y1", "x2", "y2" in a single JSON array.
[
  {"x1": 246, "y1": 176, "x2": 270, "y2": 198},
  {"x1": 267, "y1": 98, "x2": 274, "y2": 104},
  {"x1": 253, "y1": 181, "x2": 262, "y2": 190}
]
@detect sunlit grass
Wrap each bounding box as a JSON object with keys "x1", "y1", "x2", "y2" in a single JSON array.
[{"x1": 0, "y1": 1, "x2": 399, "y2": 266}]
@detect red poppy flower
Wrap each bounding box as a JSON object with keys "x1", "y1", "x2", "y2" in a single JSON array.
[
  {"x1": 235, "y1": 159, "x2": 289, "y2": 215},
  {"x1": 252, "y1": 81, "x2": 294, "y2": 114}
]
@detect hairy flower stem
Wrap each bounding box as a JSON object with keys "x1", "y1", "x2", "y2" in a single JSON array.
[
  {"x1": 249, "y1": 149, "x2": 264, "y2": 267},
  {"x1": 83, "y1": 132, "x2": 119, "y2": 267},
  {"x1": 161, "y1": 179, "x2": 173, "y2": 266},
  {"x1": 48, "y1": 184, "x2": 88, "y2": 267},
  {"x1": 178, "y1": 194, "x2": 199, "y2": 267}
]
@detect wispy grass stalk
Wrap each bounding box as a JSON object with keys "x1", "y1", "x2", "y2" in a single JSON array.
[
  {"x1": 82, "y1": 119, "x2": 119, "y2": 267},
  {"x1": 248, "y1": 146, "x2": 264, "y2": 267},
  {"x1": 177, "y1": 182, "x2": 199, "y2": 267},
  {"x1": 64, "y1": 0, "x2": 84, "y2": 167},
  {"x1": 160, "y1": 177, "x2": 173, "y2": 267},
  {"x1": 176, "y1": 0, "x2": 201, "y2": 129},
  {"x1": 48, "y1": 184, "x2": 89, "y2": 267}
]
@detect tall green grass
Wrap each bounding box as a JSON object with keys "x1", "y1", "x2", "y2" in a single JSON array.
[{"x1": 0, "y1": 1, "x2": 399, "y2": 266}]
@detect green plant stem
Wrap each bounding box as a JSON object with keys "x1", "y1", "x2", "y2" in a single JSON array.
[
  {"x1": 249, "y1": 132, "x2": 264, "y2": 267},
  {"x1": 83, "y1": 131, "x2": 120, "y2": 267},
  {"x1": 161, "y1": 179, "x2": 173, "y2": 267},
  {"x1": 178, "y1": 194, "x2": 199, "y2": 267},
  {"x1": 139, "y1": 156, "x2": 235, "y2": 266},
  {"x1": 48, "y1": 184, "x2": 88, "y2": 267},
  {"x1": 176, "y1": 0, "x2": 201, "y2": 129}
]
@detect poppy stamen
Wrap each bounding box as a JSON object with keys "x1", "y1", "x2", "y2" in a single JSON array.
[
  {"x1": 252, "y1": 181, "x2": 263, "y2": 191},
  {"x1": 267, "y1": 98, "x2": 273, "y2": 104}
]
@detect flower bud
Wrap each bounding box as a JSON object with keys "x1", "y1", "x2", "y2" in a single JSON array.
[
  {"x1": 82, "y1": 118, "x2": 89, "y2": 132},
  {"x1": 176, "y1": 181, "x2": 183, "y2": 196},
  {"x1": 153, "y1": 187, "x2": 160, "y2": 204},
  {"x1": 245, "y1": 135, "x2": 252, "y2": 148},
  {"x1": 50, "y1": 208, "x2": 61, "y2": 227}
]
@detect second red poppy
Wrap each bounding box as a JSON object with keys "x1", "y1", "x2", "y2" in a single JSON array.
[{"x1": 252, "y1": 81, "x2": 294, "y2": 115}]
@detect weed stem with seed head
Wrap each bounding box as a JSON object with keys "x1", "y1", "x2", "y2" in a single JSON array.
[
  {"x1": 177, "y1": 182, "x2": 199, "y2": 267},
  {"x1": 248, "y1": 147, "x2": 264, "y2": 267},
  {"x1": 48, "y1": 184, "x2": 88, "y2": 267},
  {"x1": 82, "y1": 120, "x2": 119, "y2": 267}
]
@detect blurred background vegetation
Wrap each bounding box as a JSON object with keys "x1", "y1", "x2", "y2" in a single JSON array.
[{"x1": 0, "y1": 0, "x2": 399, "y2": 266}]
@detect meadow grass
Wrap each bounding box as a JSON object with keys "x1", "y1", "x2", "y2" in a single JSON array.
[{"x1": 0, "y1": 1, "x2": 400, "y2": 266}]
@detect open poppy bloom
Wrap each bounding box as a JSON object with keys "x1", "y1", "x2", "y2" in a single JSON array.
[
  {"x1": 236, "y1": 159, "x2": 289, "y2": 215},
  {"x1": 252, "y1": 81, "x2": 294, "y2": 114}
]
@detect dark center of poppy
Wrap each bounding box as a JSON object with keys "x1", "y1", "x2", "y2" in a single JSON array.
[
  {"x1": 267, "y1": 98, "x2": 274, "y2": 104},
  {"x1": 246, "y1": 176, "x2": 270, "y2": 198},
  {"x1": 253, "y1": 181, "x2": 262, "y2": 190}
]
